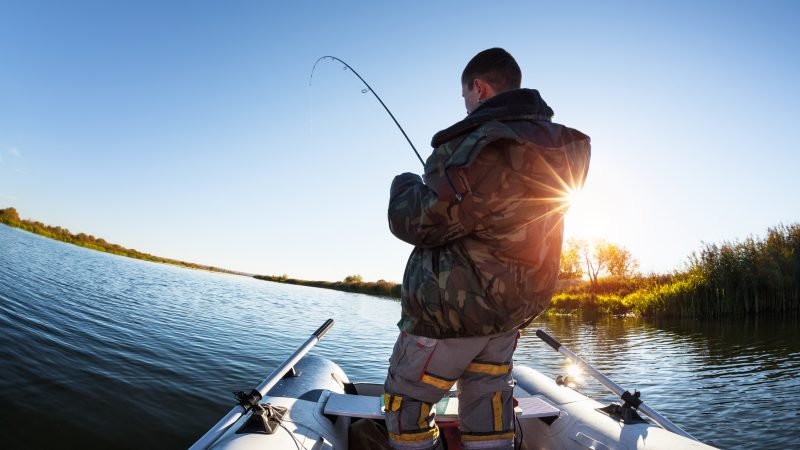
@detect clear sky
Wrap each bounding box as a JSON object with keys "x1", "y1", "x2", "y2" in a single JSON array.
[{"x1": 1, "y1": 1, "x2": 798, "y2": 282}]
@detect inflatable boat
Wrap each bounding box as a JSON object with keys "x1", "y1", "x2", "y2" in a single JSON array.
[{"x1": 190, "y1": 320, "x2": 717, "y2": 450}]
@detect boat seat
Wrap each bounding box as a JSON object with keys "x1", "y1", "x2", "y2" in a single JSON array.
[{"x1": 324, "y1": 393, "x2": 560, "y2": 422}]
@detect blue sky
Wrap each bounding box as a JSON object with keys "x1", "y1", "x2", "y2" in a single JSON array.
[{"x1": 1, "y1": 1, "x2": 798, "y2": 281}]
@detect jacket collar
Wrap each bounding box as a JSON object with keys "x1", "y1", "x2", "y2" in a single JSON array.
[{"x1": 431, "y1": 88, "x2": 554, "y2": 147}]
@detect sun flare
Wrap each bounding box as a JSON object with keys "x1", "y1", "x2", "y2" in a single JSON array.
[
  {"x1": 564, "y1": 362, "x2": 585, "y2": 387},
  {"x1": 566, "y1": 362, "x2": 584, "y2": 380},
  {"x1": 565, "y1": 188, "x2": 587, "y2": 212}
]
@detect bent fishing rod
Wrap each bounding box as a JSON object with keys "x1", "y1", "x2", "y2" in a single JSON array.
[{"x1": 310, "y1": 55, "x2": 425, "y2": 167}]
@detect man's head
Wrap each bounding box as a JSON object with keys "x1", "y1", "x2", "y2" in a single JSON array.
[{"x1": 461, "y1": 48, "x2": 521, "y2": 114}]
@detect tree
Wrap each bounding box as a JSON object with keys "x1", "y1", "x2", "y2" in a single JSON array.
[
  {"x1": 559, "y1": 238, "x2": 584, "y2": 280},
  {"x1": 343, "y1": 274, "x2": 363, "y2": 284},
  {"x1": 606, "y1": 244, "x2": 639, "y2": 278},
  {"x1": 573, "y1": 238, "x2": 640, "y2": 285},
  {"x1": 0, "y1": 207, "x2": 21, "y2": 224}
]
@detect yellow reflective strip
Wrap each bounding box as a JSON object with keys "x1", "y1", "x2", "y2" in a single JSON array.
[
  {"x1": 492, "y1": 392, "x2": 503, "y2": 431},
  {"x1": 389, "y1": 428, "x2": 439, "y2": 443},
  {"x1": 383, "y1": 394, "x2": 402, "y2": 412},
  {"x1": 394, "y1": 395, "x2": 403, "y2": 411},
  {"x1": 465, "y1": 362, "x2": 510, "y2": 375},
  {"x1": 461, "y1": 431, "x2": 515, "y2": 442},
  {"x1": 418, "y1": 402, "x2": 431, "y2": 429},
  {"x1": 421, "y1": 373, "x2": 455, "y2": 390}
]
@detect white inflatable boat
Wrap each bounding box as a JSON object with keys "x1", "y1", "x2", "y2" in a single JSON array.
[{"x1": 190, "y1": 320, "x2": 717, "y2": 450}]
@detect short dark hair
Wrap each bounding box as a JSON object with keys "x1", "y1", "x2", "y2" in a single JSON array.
[{"x1": 461, "y1": 48, "x2": 521, "y2": 93}]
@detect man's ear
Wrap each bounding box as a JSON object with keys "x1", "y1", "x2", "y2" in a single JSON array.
[
  {"x1": 474, "y1": 78, "x2": 485, "y2": 96},
  {"x1": 474, "y1": 79, "x2": 495, "y2": 100}
]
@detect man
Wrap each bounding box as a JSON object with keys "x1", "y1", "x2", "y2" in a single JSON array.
[{"x1": 383, "y1": 48, "x2": 591, "y2": 450}]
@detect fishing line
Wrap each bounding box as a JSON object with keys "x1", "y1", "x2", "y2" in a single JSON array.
[{"x1": 310, "y1": 56, "x2": 425, "y2": 167}]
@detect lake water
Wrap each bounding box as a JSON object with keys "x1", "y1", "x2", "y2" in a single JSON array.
[{"x1": 1, "y1": 223, "x2": 798, "y2": 449}]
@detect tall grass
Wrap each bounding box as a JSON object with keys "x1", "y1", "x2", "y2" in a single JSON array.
[
  {"x1": 635, "y1": 223, "x2": 800, "y2": 317},
  {"x1": 551, "y1": 224, "x2": 800, "y2": 318}
]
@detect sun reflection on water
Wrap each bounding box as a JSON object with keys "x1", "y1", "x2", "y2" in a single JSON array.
[{"x1": 560, "y1": 361, "x2": 586, "y2": 388}]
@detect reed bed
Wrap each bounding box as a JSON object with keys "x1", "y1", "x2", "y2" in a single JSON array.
[{"x1": 550, "y1": 224, "x2": 800, "y2": 318}]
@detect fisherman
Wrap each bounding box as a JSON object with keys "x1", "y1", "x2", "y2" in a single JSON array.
[{"x1": 383, "y1": 48, "x2": 591, "y2": 450}]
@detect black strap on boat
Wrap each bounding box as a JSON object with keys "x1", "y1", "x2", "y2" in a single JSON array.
[
  {"x1": 597, "y1": 390, "x2": 647, "y2": 425},
  {"x1": 236, "y1": 403, "x2": 288, "y2": 435},
  {"x1": 620, "y1": 390, "x2": 646, "y2": 424},
  {"x1": 597, "y1": 402, "x2": 647, "y2": 424},
  {"x1": 621, "y1": 390, "x2": 642, "y2": 409},
  {"x1": 234, "y1": 389, "x2": 263, "y2": 412}
]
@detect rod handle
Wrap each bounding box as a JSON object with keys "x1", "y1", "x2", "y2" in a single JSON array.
[
  {"x1": 314, "y1": 318, "x2": 335, "y2": 339},
  {"x1": 536, "y1": 329, "x2": 562, "y2": 351}
]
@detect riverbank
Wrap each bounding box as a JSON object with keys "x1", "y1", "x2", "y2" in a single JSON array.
[
  {"x1": 5, "y1": 206, "x2": 796, "y2": 318},
  {"x1": 0, "y1": 207, "x2": 249, "y2": 277},
  {"x1": 256, "y1": 223, "x2": 800, "y2": 320},
  {"x1": 551, "y1": 223, "x2": 800, "y2": 318},
  {"x1": 253, "y1": 274, "x2": 401, "y2": 298}
]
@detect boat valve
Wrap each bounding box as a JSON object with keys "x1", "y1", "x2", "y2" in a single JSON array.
[{"x1": 555, "y1": 375, "x2": 576, "y2": 387}]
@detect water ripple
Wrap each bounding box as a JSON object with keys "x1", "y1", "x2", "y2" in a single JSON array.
[{"x1": 1, "y1": 225, "x2": 799, "y2": 449}]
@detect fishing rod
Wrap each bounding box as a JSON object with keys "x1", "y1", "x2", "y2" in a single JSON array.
[
  {"x1": 536, "y1": 328, "x2": 697, "y2": 441},
  {"x1": 310, "y1": 55, "x2": 425, "y2": 167},
  {"x1": 189, "y1": 319, "x2": 335, "y2": 450}
]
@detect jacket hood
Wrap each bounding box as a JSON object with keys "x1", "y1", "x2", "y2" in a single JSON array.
[{"x1": 431, "y1": 88, "x2": 555, "y2": 147}]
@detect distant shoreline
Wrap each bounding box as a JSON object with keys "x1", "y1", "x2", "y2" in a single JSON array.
[
  {"x1": 0, "y1": 207, "x2": 401, "y2": 296},
  {"x1": 254, "y1": 274, "x2": 401, "y2": 299},
  {"x1": 4, "y1": 206, "x2": 797, "y2": 319},
  {"x1": 0, "y1": 207, "x2": 251, "y2": 277}
]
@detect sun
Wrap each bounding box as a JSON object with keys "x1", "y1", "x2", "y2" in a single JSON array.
[
  {"x1": 565, "y1": 188, "x2": 586, "y2": 212},
  {"x1": 560, "y1": 186, "x2": 594, "y2": 239}
]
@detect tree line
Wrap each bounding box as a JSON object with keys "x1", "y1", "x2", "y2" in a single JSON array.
[
  {"x1": 0, "y1": 207, "x2": 248, "y2": 276},
  {"x1": 254, "y1": 273, "x2": 401, "y2": 298},
  {"x1": 257, "y1": 225, "x2": 800, "y2": 318}
]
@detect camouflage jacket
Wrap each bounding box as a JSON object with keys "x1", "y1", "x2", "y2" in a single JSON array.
[{"x1": 389, "y1": 88, "x2": 591, "y2": 338}]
